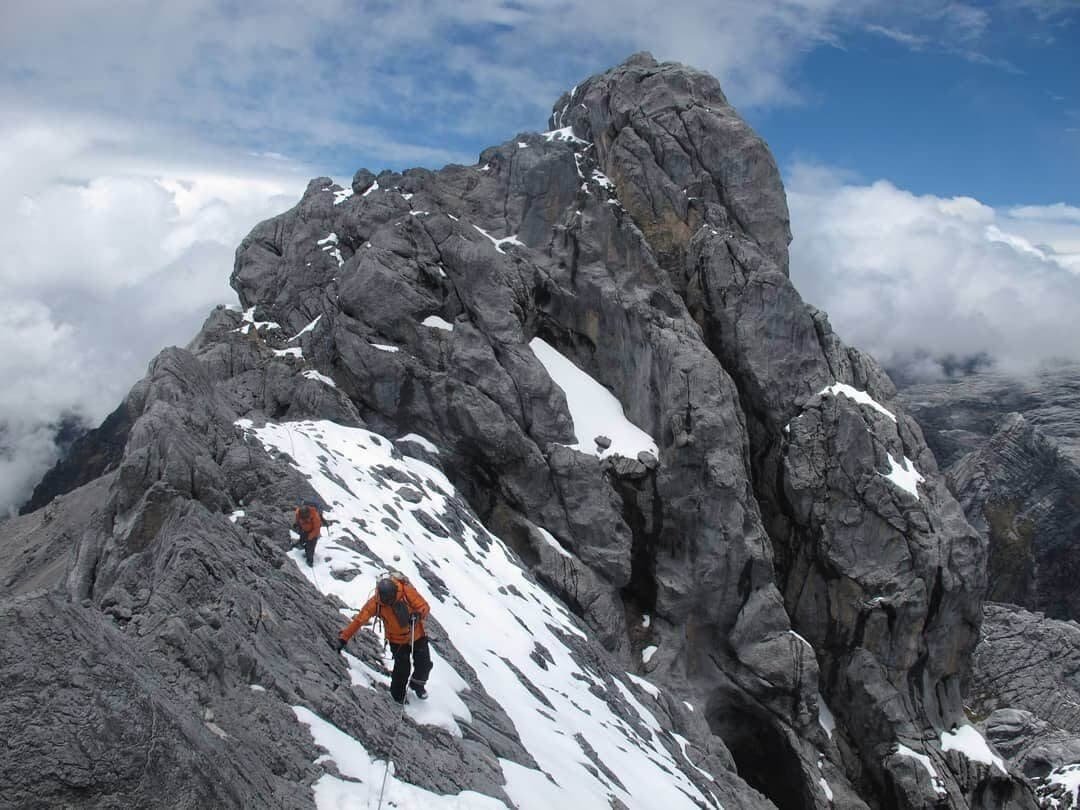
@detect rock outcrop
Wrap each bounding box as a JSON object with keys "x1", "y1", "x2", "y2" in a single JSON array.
[
  {"x1": 949, "y1": 414, "x2": 1080, "y2": 618},
  {"x1": 2, "y1": 54, "x2": 1033, "y2": 808}
]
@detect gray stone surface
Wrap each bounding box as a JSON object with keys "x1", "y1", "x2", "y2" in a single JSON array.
[
  {"x1": 1, "y1": 53, "x2": 1037, "y2": 808},
  {"x1": 950, "y1": 414, "x2": 1080, "y2": 619}
]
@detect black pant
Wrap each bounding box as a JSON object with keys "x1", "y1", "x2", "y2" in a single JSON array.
[
  {"x1": 294, "y1": 532, "x2": 317, "y2": 567},
  {"x1": 388, "y1": 636, "x2": 432, "y2": 703}
]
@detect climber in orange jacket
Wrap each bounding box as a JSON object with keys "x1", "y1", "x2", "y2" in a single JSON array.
[
  {"x1": 292, "y1": 503, "x2": 323, "y2": 567},
  {"x1": 338, "y1": 574, "x2": 432, "y2": 703}
]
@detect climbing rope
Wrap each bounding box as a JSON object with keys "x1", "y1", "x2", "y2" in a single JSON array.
[{"x1": 375, "y1": 615, "x2": 417, "y2": 810}]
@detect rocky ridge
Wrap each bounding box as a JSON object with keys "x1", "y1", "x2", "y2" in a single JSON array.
[{"x1": 1, "y1": 54, "x2": 1041, "y2": 808}]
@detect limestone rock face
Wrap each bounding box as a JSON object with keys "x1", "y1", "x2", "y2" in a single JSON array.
[
  {"x1": 3, "y1": 54, "x2": 1030, "y2": 809},
  {"x1": 949, "y1": 414, "x2": 1080, "y2": 618}
]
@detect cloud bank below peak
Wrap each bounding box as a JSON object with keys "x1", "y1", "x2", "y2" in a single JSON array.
[{"x1": 787, "y1": 164, "x2": 1080, "y2": 380}]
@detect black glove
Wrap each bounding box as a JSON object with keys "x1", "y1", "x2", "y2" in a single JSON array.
[{"x1": 335, "y1": 637, "x2": 347, "y2": 653}]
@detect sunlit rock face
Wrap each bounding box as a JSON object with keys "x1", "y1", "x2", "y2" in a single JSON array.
[{"x1": 3, "y1": 54, "x2": 1036, "y2": 809}]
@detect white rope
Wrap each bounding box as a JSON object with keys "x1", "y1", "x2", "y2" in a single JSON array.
[{"x1": 375, "y1": 614, "x2": 417, "y2": 810}]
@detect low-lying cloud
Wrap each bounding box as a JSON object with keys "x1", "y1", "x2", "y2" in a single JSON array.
[
  {"x1": 787, "y1": 164, "x2": 1080, "y2": 380},
  {"x1": 0, "y1": 118, "x2": 308, "y2": 514}
]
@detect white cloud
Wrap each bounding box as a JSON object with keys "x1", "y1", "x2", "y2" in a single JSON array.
[
  {"x1": 787, "y1": 164, "x2": 1080, "y2": 380},
  {"x1": 0, "y1": 117, "x2": 309, "y2": 513}
]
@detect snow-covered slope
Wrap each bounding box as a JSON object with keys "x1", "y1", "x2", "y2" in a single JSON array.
[{"x1": 242, "y1": 419, "x2": 721, "y2": 809}]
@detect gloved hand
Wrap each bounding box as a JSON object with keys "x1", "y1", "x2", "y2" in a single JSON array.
[{"x1": 335, "y1": 637, "x2": 347, "y2": 653}]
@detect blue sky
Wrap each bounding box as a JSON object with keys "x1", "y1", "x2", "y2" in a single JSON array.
[
  {"x1": 1, "y1": 0, "x2": 1080, "y2": 511},
  {"x1": 749, "y1": 11, "x2": 1079, "y2": 206}
]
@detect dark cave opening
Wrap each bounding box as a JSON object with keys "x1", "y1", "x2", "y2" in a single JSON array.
[{"x1": 708, "y1": 700, "x2": 808, "y2": 810}]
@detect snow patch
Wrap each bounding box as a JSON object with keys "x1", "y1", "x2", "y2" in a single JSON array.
[
  {"x1": 398, "y1": 433, "x2": 439, "y2": 454},
  {"x1": 370, "y1": 343, "x2": 399, "y2": 353},
  {"x1": 642, "y1": 645, "x2": 658, "y2": 664},
  {"x1": 881, "y1": 453, "x2": 925, "y2": 499},
  {"x1": 517, "y1": 141, "x2": 529, "y2": 148},
  {"x1": 229, "y1": 509, "x2": 245, "y2": 523},
  {"x1": 321, "y1": 185, "x2": 354, "y2": 205},
  {"x1": 234, "y1": 306, "x2": 281, "y2": 336},
  {"x1": 788, "y1": 630, "x2": 813, "y2": 649},
  {"x1": 316, "y1": 232, "x2": 338, "y2": 246},
  {"x1": 537, "y1": 526, "x2": 573, "y2": 559},
  {"x1": 302, "y1": 370, "x2": 336, "y2": 388},
  {"x1": 249, "y1": 684, "x2": 265, "y2": 692},
  {"x1": 819, "y1": 382, "x2": 897, "y2": 422},
  {"x1": 273, "y1": 347, "x2": 303, "y2": 359},
  {"x1": 472, "y1": 225, "x2": 524, "y2": 254},
  {"x1": 421, "y1": 315, "x2": 454, "y2": 332},
  {"x1": 592, "y1": 170, "x2": 615, "y2": 190},
  {"x1": 940, "y1": 724, "x2": 1006, "y2": 774},
  {"x1": 819, "y1": 777, "x2": 834, "y2": 802},
  {"x1": 289, "y1": 315, "x2": 322, "y2": 342},
  {"x1": 641, "y1": 614, "x2": 651, "y2": 629},
  {"x1": 528, "y1": 337, "x2": 658, "y2": 461},
  {"x1": 627, "y1": 673, "x2": 660, "y2": 700},
  {"x1": 1045, "y1": 764, "x2": 1080, "y2": 808},
  {"x1": 818, "y1": 694, "x2": 836, "y2": 739},
  {"x1": 362, "y1": 180, "x2": 380, "y2": 196},
  {"x1": 542, "y1": 127, "x2": 590, "y2": 146},
  {"x1": 895, "y1": 743, "x2": 947, "y2": 795},
  {"x1": 683, "y1": 701, "x2": 694, "y2": 712}
]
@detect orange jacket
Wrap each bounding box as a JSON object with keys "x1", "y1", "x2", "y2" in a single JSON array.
[
  {"x1": 340, "y1": 579, "x2": 430, "y2": 645},
  {"x1": 294, "y1": 506, "x2": 322, "y2": 538}
]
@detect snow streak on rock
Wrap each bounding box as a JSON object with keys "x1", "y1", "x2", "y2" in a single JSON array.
[
  {"x1": 240, "y1": 419, "x2": 721, "y2": 810},
  {"x1": 528, "y1": 338, "x2": 658, "y2": 460}
]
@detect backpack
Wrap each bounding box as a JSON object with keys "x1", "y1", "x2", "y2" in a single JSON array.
[{"x1": 380, "y1": 570, "x2": 412, "y2": 628}]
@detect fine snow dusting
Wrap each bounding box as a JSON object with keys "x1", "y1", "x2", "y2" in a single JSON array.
[
  {"x1": 819, "y1": 383, "x2": 897, "y2": 422},
  {"x1": 421, "y1": 315, "x2": 454, "y2": 332},
  {"x1": 302, "y1": 370, "x2": 337, "y2": 388},
  {"x1": 528, "y1": 338, "x2": 658, "y2": 461},
  {"x1": 881, "y1": 453, "x2": 925, "y2": 500},
  {"x1": 895, "y1": 744, "x2": 947, "y2": 795},
  {"x1": 940, "y1": 725, "x2": 1007, "y2": 774},
  {"x1": 240, "y1": 419, "x2": 719, "y2": 809}
]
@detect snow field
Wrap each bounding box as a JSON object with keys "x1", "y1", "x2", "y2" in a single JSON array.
[
  {"x1": 528, "y1": 338, "x2": 658, "y2": 461},
  {"x1": 240, "y1": 418, "x2": 719, "y2": 809}
]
